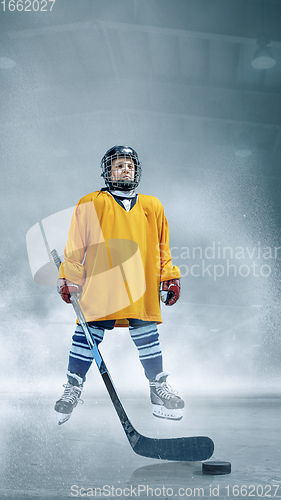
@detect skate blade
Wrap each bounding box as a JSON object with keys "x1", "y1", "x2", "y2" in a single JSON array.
[
  {"x1": 152, "y1": 405, "x2": 183, "y2": 421},
  {"x1": 57, "y1": 412, "x2": 71, "y2": 425}
]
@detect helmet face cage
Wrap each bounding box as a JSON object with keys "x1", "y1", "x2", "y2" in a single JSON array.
[{"x1": 101, "y1": 146, "x2": 142, "y2": 190}]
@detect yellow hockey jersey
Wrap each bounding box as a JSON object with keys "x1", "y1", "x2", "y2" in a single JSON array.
[{"x1": 59, "y1": 190, "x2": 180, "y2": 326}]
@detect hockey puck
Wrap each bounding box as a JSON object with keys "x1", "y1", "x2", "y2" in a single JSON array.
[{"x1": 202, "y1": 461, "x2": 231, "y2": 475}]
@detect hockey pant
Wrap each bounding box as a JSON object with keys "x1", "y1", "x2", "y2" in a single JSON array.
[{"x1": 67, "y1": 319, "x2": 163, "y2": 382}]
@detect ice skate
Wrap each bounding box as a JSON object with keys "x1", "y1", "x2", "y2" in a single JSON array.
[
  {"x1": 150, "y1": 371, "x2": 184, "y2": 421},
  {"x1": 54, "y1": 372, "x2": 84, "y2": 425}
]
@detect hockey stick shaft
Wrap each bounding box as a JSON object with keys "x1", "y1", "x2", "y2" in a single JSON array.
[
  {"x1": 51, "y1": 250, "x2": 135, "y2": 427},
  {"x1": 51, "y1": 249, "x2": 101, "y2": 363}
]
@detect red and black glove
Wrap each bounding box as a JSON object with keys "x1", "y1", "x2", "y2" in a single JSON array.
[
  {"x1": 160, "y1": 279, "x2": 181, "y2": 306},
  {"x1": 57, "y1": 278, "x2": 83, "y2": 304}
]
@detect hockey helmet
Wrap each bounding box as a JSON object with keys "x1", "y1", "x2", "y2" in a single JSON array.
[{"x1": 100, "y1": 145, "x2": 142, "y2": 190}]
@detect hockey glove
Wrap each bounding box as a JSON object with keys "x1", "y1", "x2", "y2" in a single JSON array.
[
  {"x1": 57, "y1": 278, "x2": 83, "y2": 304},
  {"x1": 160, "y1": 279, "x2": 181, "y2": 306}
]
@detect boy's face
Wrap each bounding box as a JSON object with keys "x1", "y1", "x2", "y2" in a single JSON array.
[{"x1": 111, "y1": 157, "x2": 135, "y2": 185}]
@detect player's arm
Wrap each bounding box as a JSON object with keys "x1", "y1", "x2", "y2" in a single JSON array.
[
  {"x1": 57, "y1": 202, "x2": 88, "y2": 301},
  {"x1": 157, "y1": 202, "x2": 181, "y2": 305}
]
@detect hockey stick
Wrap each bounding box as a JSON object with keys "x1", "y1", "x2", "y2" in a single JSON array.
[{"x1": 51, "y1": 249, "x2": 214, "y2": 461}]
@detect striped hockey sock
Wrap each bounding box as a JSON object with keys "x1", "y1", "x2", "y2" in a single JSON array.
[
  {"x1": 129, "y1": 321, "x2": 163, "y2": 381},
  {"x1": 67, "y1": 323, "x2": 105, "y2": 381}
]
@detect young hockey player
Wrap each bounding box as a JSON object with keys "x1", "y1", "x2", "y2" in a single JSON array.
[{"x1": 55, "y1": 145, "x2": 183, "y2": 425}]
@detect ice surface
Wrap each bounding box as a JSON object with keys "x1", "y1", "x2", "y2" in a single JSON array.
[{"x1": 1, "y1": 395, "x2": 281, "y2": 499}]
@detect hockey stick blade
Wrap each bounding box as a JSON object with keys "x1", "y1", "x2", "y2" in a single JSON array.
[
  {"x1": 51, "y1": 249, "x2": 214, "y2": 461},
  {"x1": 133, "y1": 435, "x2": 214, "y2": 462},
  {"x1": 101, "y1": 370, "x2": 214, "y2": 461}
]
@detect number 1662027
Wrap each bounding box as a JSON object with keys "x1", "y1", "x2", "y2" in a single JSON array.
[{"x1": 1, "y1": 0, "x2": 56, "y2": 11}]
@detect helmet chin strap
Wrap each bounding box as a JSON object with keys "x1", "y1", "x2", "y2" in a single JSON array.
[{"x1": 110, "y1": 179, "x2": 135, "y2": 191}]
